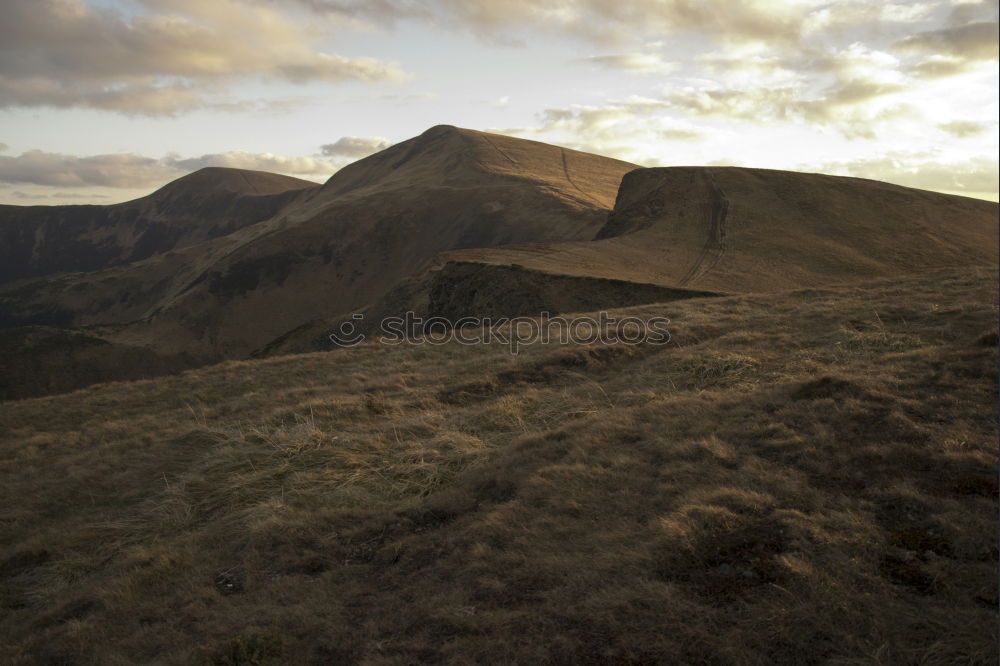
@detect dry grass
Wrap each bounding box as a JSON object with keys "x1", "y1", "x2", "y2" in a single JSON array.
[{"x1": 0, "y1": 266, "x2": 996, "y2": 665}]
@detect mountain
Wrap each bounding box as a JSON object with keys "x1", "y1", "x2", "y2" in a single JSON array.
[
  {"x1": 0, "y1": 125, "x2": 997, "y2": 663},
  {"x1": 432, "y1": 166, "x2": 999, "y2": 293},
  {"x1": 265, "y1": 165, "x2": 999, "y2": 354},
  {"x1": 0, "y1": 126, "x2": 638, "y2": 360},
  {"x1": 0, "y1": 167, "x2": 318, "y2": 284},
  {"x1": 0, "y1": 127, "x2": 996, "y2": 397},
  {"x1": 147, "y1": 126, "x2": 637, "y2": 356}
]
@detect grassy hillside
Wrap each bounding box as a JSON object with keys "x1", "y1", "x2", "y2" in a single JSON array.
[
  {"x1": 1, "y1": 265, "x2": 995, "y2": 664},
  {"x1": 447, "y1": 167, "x2": 998, "y2": 293},
  {"x1": 0, "y1": 326, "x2": 199, "y2": 401}
]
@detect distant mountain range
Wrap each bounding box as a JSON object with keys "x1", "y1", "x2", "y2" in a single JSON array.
[{"x1": 1, "y1": 125, "x2": 996, "y2": 399}]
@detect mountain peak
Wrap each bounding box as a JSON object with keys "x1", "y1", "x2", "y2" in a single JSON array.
[
  {"x1": 316, "y1": 125, "x2": 636, "y2": 207},
  {"x1": 150, "y1": 167, "x2": 319, "y2": 200},
  {"x1": 420, "y1": 124, "x2": 461, "y2": 136}
]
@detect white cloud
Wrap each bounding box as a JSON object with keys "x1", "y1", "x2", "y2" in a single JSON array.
[
  {"x1": 580, "y1": 53, "x2": 677, "y2": 73},
  {"x1": 299, "y1": 0, "x2": 814, "y2": 46},
  {"x1": 7, "y1": 190, "x2": 110, "y2": 201},
  {"x1": 319, "y1": 136, "x2": 392, "y2": 158},
  {"x1": 499, "y1": 98, "x2": 704, "y2": 162},
  {"x1": 0, "y1": 147, "x2": 342, "y2": 188},
  {"x1": 810, "y1": 153, "x2": 1000, "y2": 199},
  {"x1": 0, "y1": 151, "x2": 179, "y2": 187},
  {"x1": 167, "y1": 151, "x2": 338, "y2": 175},
  {"x1": 939, "y1": 120, "x2": 991, "y2": 137}
]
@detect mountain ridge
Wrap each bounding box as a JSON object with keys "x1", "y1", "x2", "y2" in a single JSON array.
[
  {"x1": 0, "y1": 166, "x2": 319, "y2": 284},
  {"x1": 0, "y1": 126, "x2": 996, "y2": 397}
]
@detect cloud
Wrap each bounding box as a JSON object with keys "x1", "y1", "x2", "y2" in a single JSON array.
[
  {"x1": 167, "y1": 151, "x2": 336, "y2": 176},
  {"x1": 0, "y1": 142, "x2": 7, "y2": 153},
  {"x1": 0, "y1": 147, "x2": 340, "y2": 188},
  {"x1": 9, "y1": 191, "x2": 49, "y2": 201},
  {"x1": 296, "y1": 0, "x2": 813, "y2": 46},
  {"x1": 0, "y1": 151, "x2": 180, "y2": 187},
  {"x1": 8, "y1": 190, "x2": 110, "y2": 201},
  {"x1": 581, "y1": 53, "x2": 677, "y2": 73},
  {"x1": 0, "y1": 0, "x2": 408, "y2": 115},
  {"x1": 51, "y1": 191, "x2": 110, "y2": 199},
  {"x1": 659, "y1": 127, "x2": 705, "y2": 141},
  {"x1": 812, "y1": 154, "x2": 1000, "y2": 198},
  {"x1": 895, "y1": 21, "x2": 1000, "y2": 61},
  {"x1": 663, "y1": 43, "x2": 915, "y2": 139},
  {"x1": 896, "y1": 20, "x2": 1000, "y2": 78},
  {"x1": 526, "y1": 99, "x2": 672, "y2": 139},
  {"x1": 499, "y1": 98, "x2": 704, "y2": 161},
  {"x1": 803, "y1": 1, "x2": 940, "y2": 36},
  {"x1": 0, "y1": 78, "x2": 208, "y2": 116},
  {"x1": 948, "y1": 0, "x2": 1000, "y2": 26},
  {"x1": 320, "y1": 136, "x2": 392, "y2": 158},
  {"x1": 910, "y1": 55, "x2": 975, "y2": 78},
  {"x1": 938, "y1": 120, "x2": 991, "y2": 137}
]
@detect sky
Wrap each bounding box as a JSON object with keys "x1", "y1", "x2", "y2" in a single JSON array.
[{"x1": 0, "y1": 0, "x2": 997, "y2": 205}]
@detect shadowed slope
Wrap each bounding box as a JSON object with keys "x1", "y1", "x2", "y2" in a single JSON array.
[{"x1": 0, "y1": 167, "x2": 318, "y2": 283}]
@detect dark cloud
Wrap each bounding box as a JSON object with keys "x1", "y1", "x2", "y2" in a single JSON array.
[
  {"x1": 320, "y1": 136, "x2": 392, "y2": 158},
  {"x1": 0, "y1": 0, "x2": 407, "y2": 115}
]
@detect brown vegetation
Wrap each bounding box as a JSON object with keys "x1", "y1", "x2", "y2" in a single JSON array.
[{"x1": 1, "y1": 266, "x2": 995, "y2": 664}]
